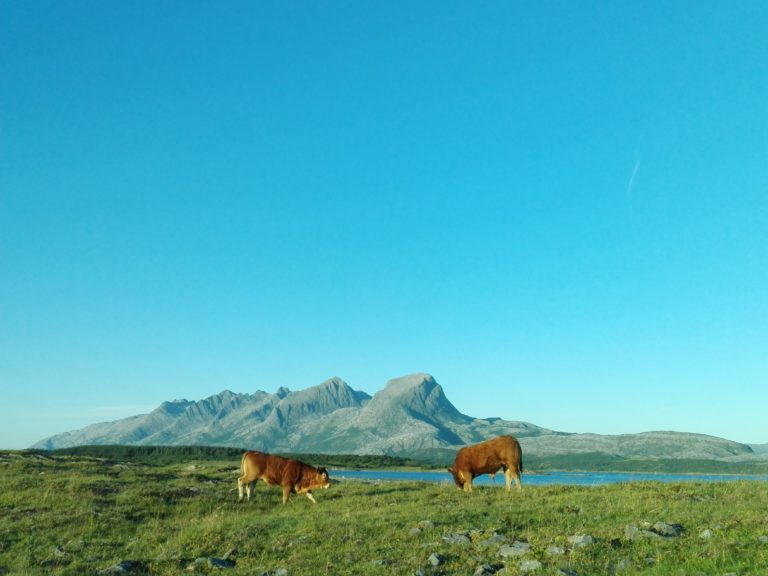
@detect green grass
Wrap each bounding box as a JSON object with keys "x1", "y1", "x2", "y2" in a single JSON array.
[{"x1": 2, "y1": 451, "x2": 768, "y2": 575}]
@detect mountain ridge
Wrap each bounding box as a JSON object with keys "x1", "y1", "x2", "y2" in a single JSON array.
[{"x1": 31, "y1": 374, "x2": 760, "y2": 464}]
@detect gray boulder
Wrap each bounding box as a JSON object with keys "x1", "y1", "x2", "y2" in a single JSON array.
[
  {"x1": 499, "y1": 541, "x2": 531, "y2": 557},
  {"x1": 568, "y1": 534, "x2": 596, "y2": 548},
  {"x1": 625, "y1": 522, "x2": 684, "y2": 541},
  {"x1": 478, "y1": 533, "x2": 508, "y2": 548},
  {"x1": 653, "y1": 522, "x2": 684, "y2": 537},
  {"x1": 443, "y1": 532, "x2": 471, "y2": 545},
  {"x1": 519, "y1": 559, "x2": 543, "y2": 573},
  {"x1": 428, "y1": 553, "x2": 445, "y2": 567}
]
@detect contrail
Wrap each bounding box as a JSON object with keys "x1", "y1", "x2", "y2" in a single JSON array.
[{"x1": 626, "y1": 158, "x2": 640, "y2": 196}]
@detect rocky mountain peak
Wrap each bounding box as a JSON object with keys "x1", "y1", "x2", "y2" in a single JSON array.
[
  {"x1": 31, "y1": 374, "x2": 757, "y2": 467},
  {"x1": 371, "y1": 373, "x2": 465, "y2": 421},
  {"x1": 321, "y1": 376, "x2": 346, "y2": 387},
  {"x1": 262, "y1": 377, "x2": 371, "y2": 431},
  {"x1": 381, "y1": 373, "x2": 436, "y2": 394},
  {"x1": 318, "y1": 376, "x2": 371, "y2": 404},
  {"x1": 155, "y1": 399, "x2": 192, "y2": 416}
]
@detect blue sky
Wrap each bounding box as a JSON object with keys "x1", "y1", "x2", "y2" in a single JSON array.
[{"x1": 2, "y1": 1, "x2": 767, "y2": 450}]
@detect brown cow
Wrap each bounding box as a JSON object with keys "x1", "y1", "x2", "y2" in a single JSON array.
[
  {"x1": 448, "y1": 435, "x2": 523, "y2": 493},
  {"x1": 237, "y1": 451, "x2": 331, "y2": 504}
]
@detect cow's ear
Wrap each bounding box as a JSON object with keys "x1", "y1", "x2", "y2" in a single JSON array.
[{"x1": 446, "y1": 467, "x2": 454, "y2": 475}]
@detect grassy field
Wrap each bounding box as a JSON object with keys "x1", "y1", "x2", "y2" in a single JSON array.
[{"x1": 1, "y1": 452, "x2": 767, "y2": 575}]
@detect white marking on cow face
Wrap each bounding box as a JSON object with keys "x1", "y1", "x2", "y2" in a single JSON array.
[{"x1": 316, "y1": 468, "x2": 330, "y2": 489}]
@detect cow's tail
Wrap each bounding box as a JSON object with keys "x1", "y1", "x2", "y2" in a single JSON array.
[{"x1": 239, "y1": 451, "x2": 248, "y2": 478}]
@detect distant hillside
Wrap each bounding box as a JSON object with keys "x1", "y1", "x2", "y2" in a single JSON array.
[
  {"x1": 32, "y1": 373, "x2": 762, "y2": 469},
  {"x1": 522, "y1": 430, "x2": 751, "y2": 460}
]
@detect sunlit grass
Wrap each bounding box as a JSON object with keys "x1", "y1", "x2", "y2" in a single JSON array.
[{"x1": 1, "y1": 452, "x2": 767, "y2": 575}]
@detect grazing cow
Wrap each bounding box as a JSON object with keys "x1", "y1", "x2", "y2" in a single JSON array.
[
  {"x1": 448, "y1": 435, "x2": 523, "y2": 493},
  {"x1": 237, "y1": 451, "x2": 331, "y2": 504}
]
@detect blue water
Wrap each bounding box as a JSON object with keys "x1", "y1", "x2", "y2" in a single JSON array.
[{"x1": 333, "y1": 469, "x2": 768, "y2": 486}]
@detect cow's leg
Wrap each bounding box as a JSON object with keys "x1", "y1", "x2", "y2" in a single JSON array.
[
  {"x1": 504, "y1": 466, "x2": 522, "y2": 492},
  {"x1": 238, "y1": 477, "x2": 252, "y2": 502},
  {"x1": 512, "y1": 466, "x2": 522, "y2": 492},
  {"x1": 305, "y1": 491, "x2": 317, "y2": 504},
  {"x1": 281, "y1": 484, "x2": 292, "y2": 504},
  {"x1": 240, "y1": 480, "x2": 255, "y2": 502},
  {"x1": 500, "y1": 464, "x2": 522, "y2": 493}
]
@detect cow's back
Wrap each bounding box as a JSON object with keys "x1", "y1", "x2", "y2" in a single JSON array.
[
  {"x1": 242, "y1": 451, "x2": 295, "y2": 486},
  {"x1": 240, "y1": 451, "x2": 269, "y2": 483},
  {"x1": 486, "y1": 435, "x2": 522, "y2": 470}
]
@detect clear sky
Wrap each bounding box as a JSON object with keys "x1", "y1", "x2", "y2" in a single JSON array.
[{"x1": 2, "y1": 2, "x2": 767, "y2": 450}]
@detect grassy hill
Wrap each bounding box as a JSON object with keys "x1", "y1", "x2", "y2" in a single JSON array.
[{"x1": 2, "y1": 451, "x2": 767, "y2": 575}]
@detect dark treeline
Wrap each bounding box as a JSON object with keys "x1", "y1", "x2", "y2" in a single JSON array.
[
  {"x1": 279, "y1": 452, "x2": 427, "y2": 469},
  {"x1": 43, "y1": 445, "x2": 429, "y2": 469},
  {"x1": 47, "y1": 445, "x2": 242, "y2": 465}
]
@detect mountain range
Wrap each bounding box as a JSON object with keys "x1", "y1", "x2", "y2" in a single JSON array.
[{"x1": 32, "y1": 373, "x2": 761, "y2": 467}]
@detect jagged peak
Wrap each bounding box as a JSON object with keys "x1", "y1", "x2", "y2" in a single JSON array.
[
  {"x1": 367, "y1": 373, "x2": 465, "y2": 420},
  {"x1": 154, "y1": 399, "x2": 191, "y2": 416},
  {"x1": 377, "y1": 373, "x2": 448, "y2": 406},
  {"x1": 382, "y1": 373, "x2": 437, "y2": 393},
  {"x1": 315, "y1": 377, "x2": 350, "y2": 396},
  {"x1": 321, "y1": 376, "x2": 347, "y2": 387},
  {"x1": 317, "y1": 377, "x2": 371, "y2": 401},
  {"x1": 274, "y1": 386, "x2": 290, "y2": 398},
  {"x1": 192, "y1": 390, "x2": 246, "y2": 409},
  {"x1": 274, "y1": 377, "x2": 370, "y2": 409}
]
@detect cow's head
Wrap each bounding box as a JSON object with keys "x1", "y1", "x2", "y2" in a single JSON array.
[
  {"x1": 314, "y1": 467, "x2": 331, "y2": 489},
  {"x1": 447, "y1": 466, "x2": 464, "y2": 489}
]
